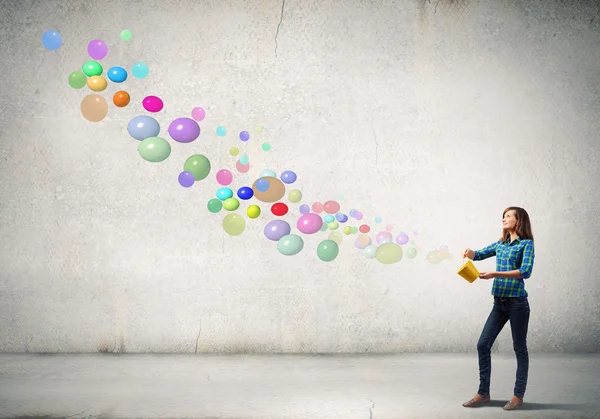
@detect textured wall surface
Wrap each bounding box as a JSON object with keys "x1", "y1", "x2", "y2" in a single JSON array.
[{"x1": 0, "y1": 0, "x2": 599, "y2": 353}]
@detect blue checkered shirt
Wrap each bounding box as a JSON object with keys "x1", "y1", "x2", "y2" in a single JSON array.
[{"x1": 474, "y1": 238, "x2": 535, "y2": 297}]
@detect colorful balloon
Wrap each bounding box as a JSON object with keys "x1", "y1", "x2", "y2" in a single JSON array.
[
  {"x1": 216, "y1": 126, "x2": 226, "y2": 136},
  {"x1": 336, "y1": 213, "x2": 348, "y2": 223},
  {"x1": 222, "y1": 213, "x2": 245, "y2": 236},
  {"x1": 299, "y1": 204, "x2": 310, "y2": 214},
  {"x1": 288, "y1": 189, "x2": 302, "y2": 203},
  {"x1": 86, "y1": 75, "x2": 107, "y2": 92},
  {"x1": 113, "y1": 91, "x2": 130, "y2": 107},
  {"x1": 168, "y1": 117, "x2": 200, "y2": 143},
  {"x1": 375, "y1": 243, "x2": 403, "y2": 264},
  {"x1": 271, "y1": 202, "x2": 288, "y2": 216},
  {"x1": 297, "y1": 213, "x2": 323, "y2": 234},
  {"x1": 260, "y1": 169, "x2": 276, "y2": 178},
  {"x1": 207, "y1": 198, "x2": 223, "y2": 213},
  {"x1": 264, "y1": 220, "x2": 291, "y2": 241},
  {"x1": 191, "y1": 107, "x2": 206, "y2": 121},
  {"x1": 107, "y1": 66, "x2": 127, "y2": 83},
  {"x1": 239, "y1": 131, "x2": 250, "y2": 141},
  {"x1": 132, "y1": 62, "x2": 149, "y2": 78},
  {"x1": 236, "y1": 160, "x2": 250, "y2": 173},
  {"x1": 80, "y1": 94, "x2": 108, "y2": 122},
  {"x1": 328, "y1": 221, "x2": 339, "y2": 230},
  {"x1": 312, "y1": 202, "x2": 323, "y2": 213},
  {"x1": 364, "y1": 245, "x2": 377, "y2": 259},
  {"x1": 376, "y1": 231, "x2": 393, "y2": 244},
  {"x1": 42, "y1": 30, "x2": 62, "y2": 50},
  {"x1": 239, "y1": 155, "x2": 249, "y2": 165},
  {"x1": 237, "y1": 186, "x2": 254, "y2": 200},
  {"x1": 317, "y1": 239, "x2": 339, "y2": 262},
  {"x1": 229, "y1": 147, "x2": 239, "y2": 156},
  {"x1": 178, "y1": 171, "x2": 194, "y2": 187},
  {"x1": 324, "y1": 215, "x2": 335, "y2": 223},
  {"x1": 127, "y1": 115, "x2": 160, "y2": 141},
  {"x1": 359, "y1": 224, "x2": 371, "y2": 233},
  {"x1": 395, "y1": 232, "x2": 409, "y2": 245},
  {"x1": 247, "y1": 205, "x2": 261, "y2": 219},
  {"x1": 277, "y1": 234, "x2": 304, "y2": 256},
  {"x1": 120, "y1": 29, "x2": 132, "y2": 41},
  {"x1": 223, "y1": 198, "x2": 240, "y2": 211},
  {"x1": 355, "y1": 234, "x2": 371, "y2": 249},
  {"x1": 183, "y1": 154, "x2": 211, "y2": 180},
  {"x1": 143, "y1": 96, "x2": 164, "y2": 113},
  {"x1": 87, "y1": 39, "x2": 108, "y2": 60},
  {"x1": 82, "y1": 61, "x2": 102, "y2": 77},
  {"x1": 216, "y1": 169, "x2": 233, "y2": 186},
  {"x1": 280, "y1": 170, "x2": 297, "y2": 184},
  {"x1": 262, "y1": 142, "x2": 271, "y2": 151},
  {"x1": 68, "y1": 71, "x2": 86, "y2": 89},
  {"x1": 252, "y1": 177, "x2": 285, "y2": 203},
  {"x1": 216, "y1": 187, "x2": 234, "y2": 200},
  {"x1": 138, "y1": 137, "x2": 171, "y2": 162},
  {"x1": 323, "y1": 200, "x2": 340, "y2": 214},
  {"x1": 406, "y1": 247, "x2": 417, "y2": 259}
]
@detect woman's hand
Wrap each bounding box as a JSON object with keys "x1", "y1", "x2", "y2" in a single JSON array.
[
  {"x1": 462, "y1": 248, "x2": 475, "y2": 259},
  {"x1": 479, "y1": 271, "x2": 497, "y2": 280}
]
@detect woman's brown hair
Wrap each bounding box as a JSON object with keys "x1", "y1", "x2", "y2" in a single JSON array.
[{"x1": 499, "y1": 206, "x2": 534, "y2": 242}]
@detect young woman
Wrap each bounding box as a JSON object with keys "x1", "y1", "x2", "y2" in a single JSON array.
[{"x1": 461, "y1": 206, "x2": 535, "y2": 411}]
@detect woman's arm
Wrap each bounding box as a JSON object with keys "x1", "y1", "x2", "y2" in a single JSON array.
[{"x1": 474, "y1": 242, "x2": 498, "y2": 261}]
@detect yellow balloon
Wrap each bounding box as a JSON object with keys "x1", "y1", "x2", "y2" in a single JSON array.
[
  {"x1": 247, "y1": 205, "x2": 261, "y2": 219},
  {"x1": 87, "y1": 75, "x2": 107, "y2": 92},
  {"x1": 223, "y1": 197, "x2": 240, "y2": 211},
  {"x1": 328, "y1": 221, "x2": 339, "y2": 230},
  {"x1": 375, "y1": 243, "x2": 403, "y2": 264},
  {"x1": 328, "y1": 231, "x2": 343, "y2": 245},
  {"x1": 288, "y1": 189, "x2": 302, "y2": 203},
  {"x1": 229, "y1": 147, "x2": 239, "y2": 156},
  {"x1": 222, "y1": 213, "x2": 245, "y2": 236},
  {"x1": 343, "y1": 226, "x2": 352, "y2": 235}
]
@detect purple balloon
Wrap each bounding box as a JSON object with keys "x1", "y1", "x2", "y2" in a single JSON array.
[
  {"x1": 88, "y1": 39, "x2": 108, "y2": 60},
  {"x1": 264, "y1": 220, "x2": 291, "y2": 241},
  {"x1": 297, "y1": 213, "x2": 323, "y2": 234},
  {"x1": 395, "y1": 232, "x2": 409, "y2": 245},
  {"x1": 168, "y1": 117, "x2": 201, "y2": 143},
  {"x1": 239, "y1": 131, "x2": 250, "y2": 141},
  {"x1": 335, "y1": 213, "x2": 348, "y2": 222},
  {"x1": 299, "y1": 204, "x2": 310, "y2": 214},
  {"x1": 178, "y1": 171, "x2": 195, "y2": 187}
]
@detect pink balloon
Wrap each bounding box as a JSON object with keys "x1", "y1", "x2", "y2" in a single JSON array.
[
  {"x1": 297, "y1": 213, "x2": 323, "y2": 234},
  {"x1": 216, "y1": 169, "x2": 233, "y2": 186},
  {"x1": 386, "y1": 224, "x2": 393, "y2": 231},
  {"x1": 376, "y1": 231, "x2": 393, "y2": 244},
  {"x1": 191, "y1": 107, "x2": 206, "y2": 121},
  {"x1": 323, "y1": 200, "x2": 340, "y2": 214},
  {"x1": 311, "y1": 202, "x2": 323, "y2": 213},
  {"x1": 143, "y1": 96, "x2": 164, "y2": 113},
  {"x1": 236, "y1": 160, "x2": 250, "y2": 173}
]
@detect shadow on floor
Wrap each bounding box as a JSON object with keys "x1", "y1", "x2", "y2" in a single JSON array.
[{"x1": 479, "y1": 400, "x2": 598, "y2": 411}]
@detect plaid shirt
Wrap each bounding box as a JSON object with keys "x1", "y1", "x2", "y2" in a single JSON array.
[{"x1": 474, "y1": 238, "x2": 535, "y2": 297}]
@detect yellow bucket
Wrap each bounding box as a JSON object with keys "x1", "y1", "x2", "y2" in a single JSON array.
[{"x1": 457, "y1": 258, "x2": 479, "y2": 283}]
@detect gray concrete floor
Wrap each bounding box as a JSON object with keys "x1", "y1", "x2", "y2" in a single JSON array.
[{"x1": 0, "y1": 353, "x2": 598, "y2": 419}]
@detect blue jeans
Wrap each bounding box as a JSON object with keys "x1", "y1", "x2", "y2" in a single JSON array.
[{"x1": 477, "y1": 296, "x2": 530, "y2": 399}]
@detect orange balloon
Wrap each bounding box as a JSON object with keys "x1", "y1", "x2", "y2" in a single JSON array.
[{"x1": 113, "y1": 91, "x2": 130, "y2": 107}]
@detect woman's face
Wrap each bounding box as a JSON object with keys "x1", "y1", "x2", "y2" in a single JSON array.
[{"x1": 502, "y1": 210, "x2": 518, "y2": 232}]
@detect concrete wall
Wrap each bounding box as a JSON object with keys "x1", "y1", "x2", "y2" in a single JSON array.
[{"x1": 1, "y1": 0, "x2": 599, "y2": 353}]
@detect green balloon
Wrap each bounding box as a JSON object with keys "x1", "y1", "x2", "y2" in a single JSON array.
[
  {"x1": 68, "y1": 71, "x2": 86, "y2": 89},
  {"x1": 138, "y1": 136, "x2": 171, "y2": 162},
  {"x1": 223, "y1": 197, "x2": 240, "y2": 211},
  {"x1": 277, "y1": 234, "x2": 304, "y2": 256},
  {"x1": 82, "y1": 61, "x2": 103, "y2": 77},
  {"x1": 320, "y1": 222, "x2": 328, "y2": 232},
  {"x1": 317, "y1": 239, "x2": 339, "y2": 262},
  {"x1": 207, "y1": 198, "x2": 222, "y2": 213},
  {"x1": 183, "y1": 154, "x2": 211, "y2": 181},
  {"x1": 120, "y1": 29, "x2": 133, "y2": 41},
  {"x1": 376, "y1": 243, "x2": 403, "y2": 264},
  {"x1": 406, "y1": 247, "x2": 417, "y2": 259}
]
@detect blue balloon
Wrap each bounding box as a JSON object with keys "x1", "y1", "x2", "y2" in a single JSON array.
[
  {"x1": 336, "y1": 213, "x2": 348, "y2": 223},
  {"x1": 256, "y1": 178, "x2": 270, "y2": 192},
  {"x1": 324, "y1": 215, "x2": 335, "y2": 223},
  {"x1": 132, "y1": 62, "x2": 149, "y2": 78},
  {"x1": 108, "y1": 66, "x2": 128, "y2": 83},
  {"x1": 216, "y1": 187, "x2": 233, "y2": 200},
  {"x1": 280, "y1": 170, "x2": 297, "y2": 184},
  {"x1": 127, "y1": 115, "x2": 160, "y2": 141},
  {"x1": 237, "y1": 186, "x2": 254, "y2": 200},
  {"x1": 42, "y1": 30, "x2": 62, "y2": 50}
]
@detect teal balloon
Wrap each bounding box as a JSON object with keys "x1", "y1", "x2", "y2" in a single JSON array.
[
  {"x1": 216, "y1": 187, "x2": 233, "y2": 200},
  {"x1": 239, "y1": 155, "x2": 249, "y2": 165},
  {"x1": 138, "y1": 136, "x2": 171, "y2": 162},
  {"x1": 277, "y1": 234, "x2": 304, "y2": 256},
  {"x1": 207, "y1": 198, "x2": 223, "y2": 213},
  {"x1": 317, "y1": 239, "x2": 339, "y2": 262}
]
